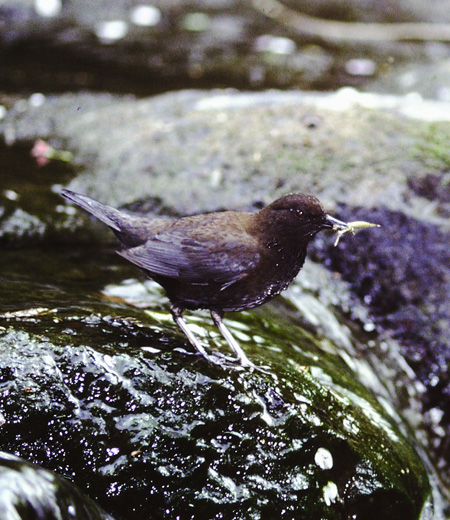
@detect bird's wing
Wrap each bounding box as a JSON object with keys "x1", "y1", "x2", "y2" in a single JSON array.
[{"x1": 116, "y1": 229, "x2": 260, "y2": 288}]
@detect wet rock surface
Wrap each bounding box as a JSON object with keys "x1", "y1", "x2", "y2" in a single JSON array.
[{"x1": 0, "y1": 311, "x2": 432, "y2": 519}]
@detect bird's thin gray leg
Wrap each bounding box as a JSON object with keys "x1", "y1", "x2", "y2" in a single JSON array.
[
  {"x1": 171, "y1": 306, "x2": 215, "y2": 362},
  {"x1": 210, "y1": 310, "x2": 254, "y2": 367}
]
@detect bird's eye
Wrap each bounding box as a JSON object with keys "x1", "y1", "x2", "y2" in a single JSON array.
[{"x1": 289, "y1": 208, "x2": 304, "y2": 219}]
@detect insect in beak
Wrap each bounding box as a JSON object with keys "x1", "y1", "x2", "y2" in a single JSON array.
[{"x1": 329, "y1": 218, "x2": 381, "y2": 246}]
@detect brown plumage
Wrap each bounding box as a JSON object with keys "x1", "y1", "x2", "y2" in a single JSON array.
[{"x1": 61, "y1": 189, "x2": 349, "y2": 366}]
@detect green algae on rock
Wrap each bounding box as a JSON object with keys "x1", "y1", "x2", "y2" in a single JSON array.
[{"x1": 0, "y1": 315, "x2": 432, "y2": 520}]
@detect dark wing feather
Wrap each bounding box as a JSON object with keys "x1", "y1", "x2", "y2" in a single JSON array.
[{"x1": 117, "y1": 229, "x2": 259, "y2": 288}]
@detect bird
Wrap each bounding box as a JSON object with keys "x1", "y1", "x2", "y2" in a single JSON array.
[{"x1": 61, "y1": 189, "x2": 351, "y2": 367}]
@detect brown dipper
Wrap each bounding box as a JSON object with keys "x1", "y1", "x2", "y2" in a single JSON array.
[{"x1": 61, "y1": 189, "x2": 351, "y2": 366}]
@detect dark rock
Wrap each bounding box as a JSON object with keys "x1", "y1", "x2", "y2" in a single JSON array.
[
  {"x1": 311, "y1": 205, "x2": 450, "y2": 493},
  {"x1": 0, "y1": 324, "x2": 432, "y2": 520}
]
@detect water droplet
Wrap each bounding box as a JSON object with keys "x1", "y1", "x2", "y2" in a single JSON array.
[
  {"x1": 35, "y1": 0, "x2": 61, "y2": 17},
  {"x1": 130, "y1": 5, "x2": 161, "y2": 27},
  {"x1": 96, "y1": 20, "x2": 128, "y2": 43},
  {"x1": 323, "y1": 481, "x2": 339, "y2": 506},
  {"x1": 314, "y1": 447, "x2": 333, "y2": 470}
]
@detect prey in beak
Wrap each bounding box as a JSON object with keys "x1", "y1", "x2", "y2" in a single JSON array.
[{"x1": 325, "y1": 215, "x2": 381, "y2": 246}]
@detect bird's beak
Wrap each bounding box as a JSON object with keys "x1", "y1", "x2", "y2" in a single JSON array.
[{"x1": 323, "y1": 214, "x2": 349, "y2": 231}]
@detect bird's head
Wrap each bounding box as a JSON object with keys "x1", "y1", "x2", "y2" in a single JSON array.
[{"x1": 257, "y1": 193, "x2": 349, "y2": 243}]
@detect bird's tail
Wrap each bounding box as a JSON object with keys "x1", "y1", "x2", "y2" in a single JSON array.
[{"x1": 61, "y1": 189, "x2": 123, "y2": 232}]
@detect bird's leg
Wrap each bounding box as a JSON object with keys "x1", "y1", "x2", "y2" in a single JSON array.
[
  {"x1": 210, "y1": 310, "x2": 254, "y2": 367},
  {"x1": 170, "y1": 305, "x2": 216, "y2": 362}
]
